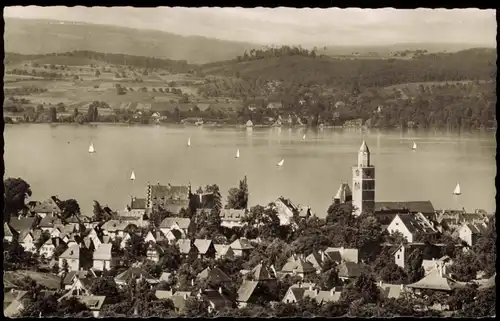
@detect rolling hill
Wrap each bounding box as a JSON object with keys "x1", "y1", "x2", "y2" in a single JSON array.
[
  {"x1": 199, "y1": 48, "x2": 497, "y2": 88},
  {"x1": 4, "y1": 18, "x2": 259, "y2": 64}
]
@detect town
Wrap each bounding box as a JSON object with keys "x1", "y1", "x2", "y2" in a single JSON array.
[{"x1": 3, "y1": 141, "x2": 496, "y2": 317}]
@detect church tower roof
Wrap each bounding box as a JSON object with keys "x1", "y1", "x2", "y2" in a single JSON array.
[{"x1": 359, "y1": 140, "x2": 370, "y2": 153}]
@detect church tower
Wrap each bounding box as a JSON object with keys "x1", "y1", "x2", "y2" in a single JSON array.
[{"x1": 352, "y1": 140, "x2": 376, "y2": 216}]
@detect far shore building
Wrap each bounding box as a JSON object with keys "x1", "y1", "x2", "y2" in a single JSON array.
[{"x1": 146, "y1": 183, "x2": 191, "y2": 214}]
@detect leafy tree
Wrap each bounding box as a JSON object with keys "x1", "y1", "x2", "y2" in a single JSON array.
[
  {"x1": 158, "y1": 243, "x2": 182, "y2": 272},
  {"x1": 341, "y1": 274, "x2": 380, "y2": 304},
  {"x1": 49, "y1": 107, "x2": 58, "y2": 122},
  {"x1": 404, "y1": 248, "x2": 424, "y2": 283},
  {"x1": 204, "y1": 184, "x2": 222, "y2": 213},
  {"x1": 458, "y1": 286, "x2": 496, "y2": 317},
  {"x1": 449, "y1": 250, "x2": 478, "y2": 282},
  {"x1": 447, "y1": 284, "x2": 478, "y2": 311},
  {"x1": 59, "y1": 199, "x2": 81, "y2": 220},
  {"x1": 93, "y1": 200, "x2": 108, "y2": 222},
  {"x1": 379, "y1": 262, "x2": 407, "y2": 284},
  {"x1": 472, "y1": 217, "x2": 496, "y2": 277},
  {"x1": 325, "y1": 202, "x2": 354, "y2": 225},
  {"x1": 62, "y1": 259, "x2": 69, "y2": 274},
  {"x1": 183, "y1": 297, "x2": 211, "y2": 317},
  {"x1": 4, "y1": 177, "x2": 32, "y2": 219},
  {"x1": 89, "y1": 277, "x2": 119, "y2": 298},
  {"x1": 226, "y1": 176, "x2": 249, "y2": 209},
  {"x1": 123, "y1": 234, "x2": 147, "y2": 264},
  {"x1": 317, "y1": 267, "x2": 341, "y2": 290}
]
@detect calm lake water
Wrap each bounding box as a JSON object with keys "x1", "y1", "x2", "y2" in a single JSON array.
[{"x1": 4, "y1": 124, "x2": 497, "y2": 216}]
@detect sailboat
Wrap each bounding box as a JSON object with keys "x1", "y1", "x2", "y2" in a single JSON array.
[
  {"x1": 235, "y1": 149, "x2": 240, "y2": 159},
  {"x1": 88, "y1": 143, "x2": 95, "y2": 154},
  {"x1": 187, "y1": 137, "x2": 191, "y2": 147},
  {"x1": 302, "y1": 134, "x2": 306, "y2": 140},
  {"x1": 412, "y1": 142, "x2": 417, "y2": 150},
  {"x1": 130, "y1": 171, "x2": 136, "y2": 181},
  {"x1": 453, "y1": 183, "x2": 461, "y2": 195},
  {"x1": 277, "y1": 159, "x2": 284, "y2": 167}
]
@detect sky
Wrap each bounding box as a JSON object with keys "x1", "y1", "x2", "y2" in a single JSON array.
[{"x1": 4, "y1": 6, "x2": 497, "y2": 46}]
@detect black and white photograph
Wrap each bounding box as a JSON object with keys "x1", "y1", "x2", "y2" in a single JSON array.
[{"x1": 2, "y1": 6, "x2": 496, "y2": 318}]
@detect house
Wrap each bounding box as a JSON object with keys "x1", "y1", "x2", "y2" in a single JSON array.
[
  {"x1": 59, "y1": 245, "x2": 82, "y2": 272},
  {"x1": 50, "y1": 226, "x2": 63, "y2": 239},
  {"x1": 281, "y1": 283, "x2": 326, "y2": 304},
  {"x1": 101, "y1": 220, "x2": 130, "y2": 239},
  {"x1": 197, "y1": 266, "x2": 232, "y2": 287},
  {"x1": 176, "y1": 239, "x2": 199, "y2": 258},
  {"x1": 119, "y1": 233, "x2": 131, "y2": 250},
  {"x1": 129, "y1": 197, "x2": 147, "y2": 217},
  {"x1": 378, "y1": 281, "x2": 406, "y2": 299},
  {"x1": 159, "y1": 272, "x2": 173, "y2": 283},
  {"x1": 151, "y1": 112, "x2": 161, "y2": 122},
  {"x1": 76, "y1": 296, "x2": 108, "y2": 317},
  {"x1": 236, "y1": 280, "x2": 260, "y2": 308},
  {"x1": 324, "y1": 247, "x2": 359, "y2": 264},
  {"x1": 458, "y1": 223, "x2": 487, "y2": 247},
  {"x1": 406, "y1": 264, "x2": 466, "y2": 293},
  {"x1": 4, "y1": 290, "x2": 56, "y2": 318},
  {"x1": 230, "y1": 238, "x2": 254, "y2": 257},
  {"x1": 306, "y1": 251, "x2": 326, "y2": 272},
  {"x1": 281, "y1": 257, "x2": 316, "y2": 278},
  {"x1": 333, "y1": 183, "x2": 352, "y2": 204},
  {"x1": 164, "y1": 229, "x2": 184, "y2": 243},
  {"x1": 392, "y1": 243, "x2": 444, "y2": 269},
  {"x1": 145, "y1": 230, "x2": 166, "y2": 244},
  {"x1": 18, "y1": 229, "x2": 41, "y2": 253},
  {"x1": 374, "y1": 201, "x2": 435, "y2": 224},
  {"x1": 159, "y1": 217, "x2": 193, "y2": 238},
  {"x1": 422, "y1": 256, "x2": 453, "y2": 275},
  {"x1": 311, "y1": 288, "x2": 343, "y2": 304},
  {"x1": 246, "y1": 120, "x2": 254, "y2": 127},
  {"x1": 8, "y1": 216, "x2": 35, "y2": 235},
  {"x1": 336, "y1": 262, "x2": 361, "y2": 281},
  {"x1": 32, "y1": 197, "x2": 62, "y2": 218},
  {"x1": 146, "y1": 183, "x2": 190, "y2": 214},
  {"x1": 219, "y1": 209, "x2": 247, "y2": 228},
  {"x1": 114, "y1": 267, "x2": 158, "y2": 287},
  {"x1": 214, "y1": 244, "x2": 235, "y2": 259},
  {"x1": 62, "y1": 270, "x2": 97, "y2": 290},
  {"x1": 273, "y1": 197, "x2": 299, "y2": 226},
  {"x1": 59, "y1": 275, "x2": 95, "y2": 298},
  {"x1": 386, "y1": 213, "x2": 438, "y2": 243},
  {"x1": 40, "y1": 237, "x2": 66, "y2": 259},
  {"x1": 146, "y1": 243, "x2": 163, "y2": 263},
  {"x1": 4, "y1": 222, "x2": 17, "y2": 242},
  {"x1": 197, "y1": 288, "x2": 234, "y2": 313},
  {"x1": 194, "y1": 239, "x2": 216, "y2": 258},
  {"x1": 93, "y1": 243, "x2": 113, "y2": 271},
  {"x1": 298, "y1": 206, "x2": 313, "y2": 219}
]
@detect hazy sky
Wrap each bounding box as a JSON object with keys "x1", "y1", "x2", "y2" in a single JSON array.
[{"x1": 4, "y1": 6, "x2": 497, "y2": 46}]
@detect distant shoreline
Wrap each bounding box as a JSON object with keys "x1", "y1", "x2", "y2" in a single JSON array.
[{"x1": 4, "y1": 122, "x2": 496, "y2": 133}]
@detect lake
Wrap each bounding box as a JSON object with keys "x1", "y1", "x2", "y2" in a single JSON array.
[{"x1": 4, "y1": 124, "x2": 496, "y2": 216}]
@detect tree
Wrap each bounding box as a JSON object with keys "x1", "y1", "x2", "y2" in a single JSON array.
[
  {"x1": 404, "y1": 248, "x2": 424, "y2": 283},
  {"x1": 123, "y1": 234, "x2": 147, "y2": 264},
  {"x1": 62, "y1": 259, "x2": 69, "y2": 274},
  {"x1": 4, "y1": 177, "x2": 32, "y2": 219},
  {"x1": 183, "y1": 297, "x2": 210, "y2": 317},
  {"x1": 226, "y1": 176, "x2": 249, "y2": 209},
  {"x1": 317, "y1": 267, "x2": 341, "y2": 290},
  {"x1": 205, "y1": 184, "x2": 222, "y2": 213},
  {"x1": 472, "y1": 217, "x2": 496, "y2": 277},
  {"x1": 449, "y1": 250, "x2": 479, "y2": 282},
  {"x1": 89, "y1": 277, "x2": 120, "y2": 301},
  {"x1": 341, "y1": 274, "x2": 380, "y2": 304},
  {"x1": 458, "y1": 286, "x2": 496, "y2": 317},
  {"x1": 59, "y1": 199, "x2": 81, "y2": 220},
  {"x1": 93, "y1": 200, "x2": 107, "y2": 222},
  {"x1": 158, "y1": 243, "x2": 182, "y2": 272}
]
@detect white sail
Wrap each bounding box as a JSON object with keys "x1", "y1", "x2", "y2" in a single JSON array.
[
  {"x1": 412, "y1": 142, "x2": 417, "y2": 150},
  {"x1": 236, "y1": 149, "x2": 240, "y2": 159},
  {"x1": 453, "y1": 183, "x2": 461, "y2": 195},
  {"x1": 303, "y1": 134, "x2": 306, "y2": 140},
  {"x1": 130, "y1": 171, "x2": 136, "y2": 180},
  {"x1": 277, "y1": 159, "x2": 284, "y2": 167},
  {"x1": 88, "y1": 143, "x2": 95, "y2": 153},
  {"x1": 187, "y1": 137, "x2": 191, "y2": 147}
]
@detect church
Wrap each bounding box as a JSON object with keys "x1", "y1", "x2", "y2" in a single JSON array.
[{"x1": 333, "y1": 140, "x2": 435, "y2": 223}]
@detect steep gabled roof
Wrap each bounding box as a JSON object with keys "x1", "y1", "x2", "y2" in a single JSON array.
[
  {"x1": 397, "y1": 213, "x2": 437, "y2": 234},
  {"x1": 230, "y1": 238, "x2": 254, "y2": 251},
  {"x1": 237, "y1": 280, "x2": 259, "y2": 302},
  {"x1": 93, "y1": 244, "x2": 112, "y2": 261},
  {"x1": 194, "y1": 239, "x2": 213, "y2": 254},
  {"x1": 197, "y1": 267, "x2": 231, "y2": 284},
  {"x1": 176, "y1": 239, "x2": 196, "y2": 254},
  {"x1": 39, "y1": 214, "x2": 63, "y2": 227},
  {"x1": 406, "y1": 269, "x2": 465, "y2": 291},
  {"x1": 8, "y1": 216, "x2": 35, "y2": 233},
  {"x1": 60, "y1": 245, "x2": 80, "y2": 260},
  {"x1": 251, "y1": 263, "x2": 274, "y2": 281},
  {"x1": 336, "y1": 262, "x2": 361, "y2": 278},
  {"x1": 159, "y1": 217, "x2": 192, "y2": 229}
]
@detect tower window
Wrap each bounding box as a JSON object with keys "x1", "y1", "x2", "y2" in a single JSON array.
[{"x1": 355, "y1": 169, "x2": 360, "y2": 176}]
